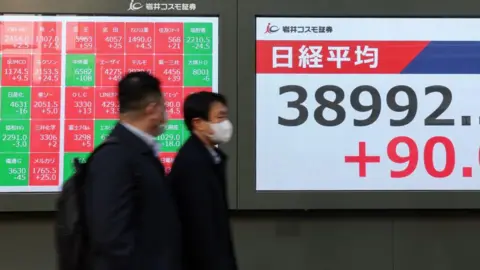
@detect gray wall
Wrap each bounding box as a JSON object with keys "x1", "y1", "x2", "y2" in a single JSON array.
[
  {"x1": 2, "y1": 211, "x2": 480, "y2": 270},
  {"x1": 2, "y1": 0, "x2": 480, "y2": 269}
]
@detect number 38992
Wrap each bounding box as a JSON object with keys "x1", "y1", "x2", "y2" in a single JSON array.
[{"x1": 278, "y1": 85, "x2": 454, "y2": 127}]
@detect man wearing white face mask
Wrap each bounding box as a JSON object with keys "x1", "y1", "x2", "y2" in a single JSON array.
[{"x1": 169, "y1": 91, "x2": 237, "y2": 270}]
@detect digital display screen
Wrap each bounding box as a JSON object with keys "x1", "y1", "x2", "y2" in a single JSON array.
[
  {"x1": 256, "y1": 17, "x2": 480, "y2": 191},
  {"x1": 0, "y1": 15, "x2": 218, "y2": 192}
]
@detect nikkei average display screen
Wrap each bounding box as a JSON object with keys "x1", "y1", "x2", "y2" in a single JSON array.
[
  {"x1": 0, "y1": 15, "x2": 218, "y2": 192},
  {"x1": 256, "y1": 17, "x2": 480, "y2": 191}
]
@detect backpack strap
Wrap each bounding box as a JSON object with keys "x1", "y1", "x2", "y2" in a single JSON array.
[{"x1": 71, "y1": 137, "x2": 122, "y2": 225}]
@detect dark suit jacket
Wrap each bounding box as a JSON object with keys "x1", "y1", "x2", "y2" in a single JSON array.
[
  {"x1": 84, "y1": 123, "x2": 181, "y2": 270},
  {"x1": 169, "y1": 134, "x2": 237, "y2": 270}
]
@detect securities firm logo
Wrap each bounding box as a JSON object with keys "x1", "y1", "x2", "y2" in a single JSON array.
[
  {"x1": 264, "y1": 23, "x2": 280, "y2": 34},
  {"x1": 265, "y1": 23, "x2": 334, "y2": 34},
  {"x1": 128, "y1": 0, "x2": 143, "y2": 11}
]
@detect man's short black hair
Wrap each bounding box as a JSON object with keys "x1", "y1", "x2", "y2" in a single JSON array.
[
  {"x1": 183, "y1": 91, "x2": 227, "y2": 131},
  {"x1": 118, "y1": 72, "x2": 162, "y2": 114}
]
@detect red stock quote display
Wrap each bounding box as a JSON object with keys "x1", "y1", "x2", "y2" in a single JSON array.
[{"x1": 0, "y1": 16, "x2": 217, "y2": 191}]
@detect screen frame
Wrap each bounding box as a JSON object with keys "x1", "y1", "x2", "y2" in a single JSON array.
[
  {"x1": 0, "y1": 0, "x2": 237, "y2": 212},
  {"x1": 237, "y1": 9, "x2": 480, "y2": 209}
]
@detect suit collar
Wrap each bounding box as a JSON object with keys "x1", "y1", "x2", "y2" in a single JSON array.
[
  {"x1": 187, "y1": 133, "x2": 228, "y2": 163},
  {"x1": 109, "y1": 123, "x2": 155, "y2": 155},
  {"x1": 185, "y1": 134, "x2": 228, "y2": 194}
]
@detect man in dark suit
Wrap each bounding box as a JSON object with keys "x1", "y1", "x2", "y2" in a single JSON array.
[
  {"x1": 84, "y1": 72, "x2": 181, "y2": 270},
  {"x1": 169, "y1": 91, "x2": 237, "y2": 270}
]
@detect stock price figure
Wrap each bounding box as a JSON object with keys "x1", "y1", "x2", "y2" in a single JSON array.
[{"x1": 278, "y1": 84, "x2": 453, "y2": 127}]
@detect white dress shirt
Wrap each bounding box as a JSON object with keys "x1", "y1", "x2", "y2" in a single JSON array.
[{"x1": 206, "y1": 145, "x2": 221, "y2": 164}]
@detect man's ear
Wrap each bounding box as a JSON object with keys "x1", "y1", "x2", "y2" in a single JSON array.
[
  {"x1": 144, "y1": 102, "x2": 157, "y2": 115},
  {"x1": 191, "y1": 118, "x2": 201, "y2": 130}
]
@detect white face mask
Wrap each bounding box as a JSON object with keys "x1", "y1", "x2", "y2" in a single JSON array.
[{"x1": 209, "y1": 120, "x2": 233, "y2": 144}]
